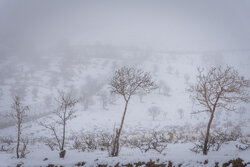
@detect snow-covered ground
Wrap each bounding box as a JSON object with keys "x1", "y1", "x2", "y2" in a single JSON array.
[{"x1": 0, "y1": 48, "x2": 250, "y2": 166}]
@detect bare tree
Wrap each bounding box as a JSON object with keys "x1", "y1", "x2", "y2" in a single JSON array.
[
  {"x1": 177, "y1": 108, "x2": 184, "y2": 119},
  {"x1": 237, "y1": 106, "x2": 247, "y2": 125},
  {"x1": 97, "y1": 90, "x2": 109, "y2": 110},
  {"x1": 148, "y1": 106, "x2": 162, "y2": 121},
  {"x1": 138, "y1": 90, "x2": 146, "y2": 103},
  {"x1": 40, "y1": 91, "x2": 78, "y2": 158},
  {"x1": 11, "y1": 96, "x2": 29, "y2": 158},
  {"x1": 158, "y1": 80, "x2": 171, "y2": 96},
  {"x1": 188, "y1": 66, "x2": 250, "y2": 155},
  {"x1": 110, "y1": 66, "x2": 157, "y2": 156},
  {"x1": 80, "y1": 76, "x2": 102, "y2": 110},
  {"x1": 184, "y1": 73, "x2": 190, "y2": 84}
]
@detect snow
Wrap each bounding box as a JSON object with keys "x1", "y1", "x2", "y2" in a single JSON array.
[{"x1": 0, "y1": 50, "x2": 250, "y2": 166}]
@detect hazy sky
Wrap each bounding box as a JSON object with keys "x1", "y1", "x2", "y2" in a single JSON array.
[{"x1": 1, "y1": 0, "x2": 250, "y2": 58}]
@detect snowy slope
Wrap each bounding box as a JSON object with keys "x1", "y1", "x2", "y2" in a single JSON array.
[{"x1": 0, "y1": 47, "x2": 250, "y2": 166}]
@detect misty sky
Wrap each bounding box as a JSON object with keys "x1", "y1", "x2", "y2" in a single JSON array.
[{"x1": 1, "y1": 0, "x2": 250, "y2": 58}]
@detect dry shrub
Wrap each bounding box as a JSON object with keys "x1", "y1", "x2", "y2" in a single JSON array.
[
  {"x1": 236, "y1": 137, "x2": 250, "y2": 151},
  {"x1": 43, "y1": 138, "x2": 58, "y2": 151},
  {"x1": 0, "y1": 136, "x2": 14, "y2": 153},
  {"x1": 127, "y1": 130, "x2": 168, "y2": 154},
  {"x1": 191, "y1": 128, "x2": 242, "y2": 153}
]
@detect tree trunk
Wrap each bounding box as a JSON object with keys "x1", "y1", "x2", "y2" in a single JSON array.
[
  {"x1": 16, "y1": 120, "x2": 20, "y2": 158},
  {"x1": 59, "y1": 150, "x2": 66, "y2": 158},
  {"x1": 59, "y1": 107, "x2": 67, "y2": 158},
  {"x1": 62, "y1": 120, "x2": 65, "y2": 151},
  {"x1": 111, "y1": 130, "x2": 120, "y2": 156},
  {"x1": 203, "y1": 90, "x2": 221, "y2": 155},
  {"x1": 111, "y1": 100, "x2": 129, "y2": 157},
  {"x1": 203, "y1": 111, "x2": 214, "y2": 155},
  {"x1": 60, "y1": 108, "x2": 66, "y2": 158}
]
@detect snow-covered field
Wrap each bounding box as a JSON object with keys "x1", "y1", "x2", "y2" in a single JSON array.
[{"x1": 0, "y1": 48, "x2": 250, "y2": 166}]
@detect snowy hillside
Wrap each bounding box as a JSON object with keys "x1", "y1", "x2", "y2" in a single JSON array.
[{"x1": 0, "y1": 46, "x2": 250, "y2": 166}]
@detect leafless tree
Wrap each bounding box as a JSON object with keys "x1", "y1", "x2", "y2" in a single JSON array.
[
  {"x1": 148, "y1": 106, "x2": 162, "y2": 121},
  {"x1": 0, "y1": 88, "x2": 3, "y2": 101},
  {"x1": 237, "y1": 106, "x2": 247, "y2": 125},
  {"x1": 188, "y1": 66, "x2": 250, "y2": 155},
  {"x1": 97, "y1": 90, "x2": 109, "y2": 110},
  {"x1": 177, "y1": 108, "x2": 184, "y2": 119},
  {"x1": 137, "y1": 90, "x2": 147, "y2": 103},
  {"x1": 11, "y1": 96, "x2": 29, "y2": 158},
  {"x1": 40, "y1": 91, "x2": 78, "y2": 158},
  {"x1": 158, "y1": 80, "x2": 171, "y2": 96},
  {"x1": 80, "y1": 76, "x2": 102, "y2": 110},
  {"x1": 184, "y1": 73, "x2": 190, "y2": 84},
  {"x1": 110, "y1": 66, "x2": 157, "y2": 156}
]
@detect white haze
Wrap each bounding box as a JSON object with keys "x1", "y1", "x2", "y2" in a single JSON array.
[
  {"x1": 1, "y1": 0, "x2": 250, "y2": 59},
  {"x1": 1, "y1": 1, "x2": 250, "y2": 166}
]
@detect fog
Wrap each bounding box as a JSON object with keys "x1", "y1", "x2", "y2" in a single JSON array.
[
  {"x1": 1, "y1": 0, "x2": 250, "y2": 111},
  {"x1": 1, "y1": 0, "x2": 250, "y2": 59},
  {"x1": 1, "y1": 1, "x2": 250, "y2": 165}
]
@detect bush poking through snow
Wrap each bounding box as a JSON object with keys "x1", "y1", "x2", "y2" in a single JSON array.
[
  {"x1": 72, "y1": 136, "x2": 84, "y2": 151},
  {"x1": 0, "y1": 136, "x2": 14, "y2": 153},
  {"x1": 70, "y1": 130, "x2": 127, "y2": 156},
  {"x1": 72, "y1": 133, "x2": 98, "y2": 152},
  {"x1": 191, "y1": 128, "x2": 242, "y2": 153},
  {"x1": 98, "y1": 132, "x2": 115, "y2": 156},
  {"x1": 236, "y1": 137, "x2": 250, "y2": 151},
  {"x1": 127, "y1": 130, "x2": 168, "y2": 154},
  {"x1": 44, "y1": 138, "x2": 58, "y2": 151}
]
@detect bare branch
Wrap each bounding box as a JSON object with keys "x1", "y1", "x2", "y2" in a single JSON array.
[
  {"x1": 110, "y1": 66, "x2": 157, "y2": 101},
  {"x1": 188, "y1": 66, "x2": 250, "y2": 155},
  {"x1": 11, "y1": 96, "x2": 29, "y2": 159},
  {"x1": 39, "y1": 90, "x2": 78, "y2": 158},
  {"x1": 188, "y1": 66, "x2": 250, "y2": 113},
  {"x1": 109, "y1": 66, "x2": 157, "y2": 157}
]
